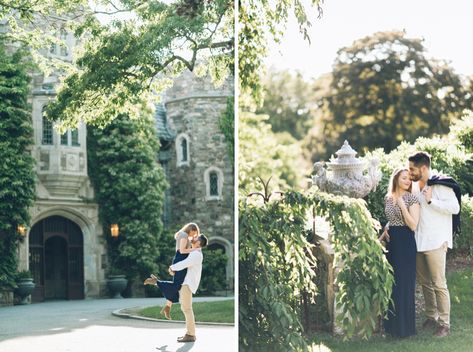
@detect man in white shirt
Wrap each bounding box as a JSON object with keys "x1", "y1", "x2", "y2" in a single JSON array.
[
  {"x1": 408, "y1": 152, "x2": 460, "y2": 337},
  {"x1": 144, "y1": 234, "x2": 208, "y2": 343},
  {"x1": 170, "y1": 234, "x2": 207, "y2": 343}
]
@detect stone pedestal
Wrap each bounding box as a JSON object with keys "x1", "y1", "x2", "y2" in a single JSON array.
[
  {"x1": 314, "y1": 237, "x2": 346, "y2": 335},
  {"x1": 310, "y1": 141, "x2": 382, "y2": 335}
]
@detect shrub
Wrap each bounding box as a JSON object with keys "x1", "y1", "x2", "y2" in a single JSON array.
[
  {"x1": 15, "y1": 270, "x2": 32, "y2": 280},
  {"x1": 456, "y1": 195, "x2": 473, "y2": 255},
  {"x1": 199, "y1": 248, "x2": 228, "y2": 295},
  {"x1": 450, "y1": 110, "x2": 473, "y2": 153},
  {"x1": 364, "y1": 135, "x2": 473, "y2": 227}
]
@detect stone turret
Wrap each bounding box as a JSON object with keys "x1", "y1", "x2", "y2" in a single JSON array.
[{"x1": 158, "y1": 70, "x2": 235, "y2": 286}]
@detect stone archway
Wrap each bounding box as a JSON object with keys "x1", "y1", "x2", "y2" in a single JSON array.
[
  {"x1": 20, "y1": 205, "x2": 106, "y2": 299},
  {"x1": 29, "y1": 216, "x2": 85, "y2": 302},
  {"x1": 207, "y1": 236, "x2": 234, "y2": 288}
]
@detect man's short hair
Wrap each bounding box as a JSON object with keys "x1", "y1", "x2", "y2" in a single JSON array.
[
  {"x1": 198, "y1": 234, "x2": 208, "y2": 248},
  {"x1": 408, "y1": 151, "x2": 431, "y2": 168}
]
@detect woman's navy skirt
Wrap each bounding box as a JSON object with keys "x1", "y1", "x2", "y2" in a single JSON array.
[
  {"x1": 384, "y1": 225, "x2": 417, "y2": 338},
  {"x1": 156, "y1": 250, "x2": 189, "y2": 303}
]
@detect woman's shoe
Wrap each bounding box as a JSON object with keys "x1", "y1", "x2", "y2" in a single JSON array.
[{"x1": 160, "y1": 305, "x2": 172, "y2": 320}]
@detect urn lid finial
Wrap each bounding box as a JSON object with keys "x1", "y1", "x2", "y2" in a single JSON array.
[
  {"x1": 335, "y1": 140, "x2": 357, "y2": 157},
  {"x1": 329, "y1": 140, "x2": 363, "y2": 166}
]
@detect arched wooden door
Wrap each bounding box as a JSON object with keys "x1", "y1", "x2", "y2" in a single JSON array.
[{"x1": 29, "y1": 216, "x2": 84, "y2": 302}]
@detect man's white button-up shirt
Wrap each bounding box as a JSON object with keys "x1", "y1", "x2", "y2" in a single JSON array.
[
  {"x1": 412, "y1": 175, "x2": 460, "y2": 252},
  {"x1": 170, "y1": 249, "x2": 203, "y2": 294}
]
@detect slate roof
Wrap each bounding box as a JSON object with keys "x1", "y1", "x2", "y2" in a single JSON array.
[{"x1": 154, "y1": 103, "x2": 176, "y2": 141}]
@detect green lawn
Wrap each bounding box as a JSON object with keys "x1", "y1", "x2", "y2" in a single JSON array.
[
  {"x1": 138, "y1": 299, "x2": 234, "y2": 324},
  {"x1": 311, "y1": 268, "x2": 473, "y2": 352}
]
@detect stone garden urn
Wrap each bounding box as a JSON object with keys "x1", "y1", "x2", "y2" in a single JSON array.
[
  {"x1": 15, "y1": 278, "x2": 35, "y2": 305},
  {"x1": 107, "y1": 275, "x2": 128, "y2": 299}
]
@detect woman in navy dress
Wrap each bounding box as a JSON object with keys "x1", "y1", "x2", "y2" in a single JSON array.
[
  {"x1": 144, "y1": 223, "x2": 200, "y2": 319},
  {"x1": 379, "y1": 168, "x2": 420, "y2": 337}
]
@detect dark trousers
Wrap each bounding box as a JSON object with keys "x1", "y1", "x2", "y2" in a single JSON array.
[
  {"x1": 156, "y1": 251, "x2": 188, "y2": 303},
  {"x1": 384, "y1": 226, "x2": 417, "y2": 338}
]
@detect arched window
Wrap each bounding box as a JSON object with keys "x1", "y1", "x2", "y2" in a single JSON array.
[
  {"x1": 209, "y1": 171, "x2": 219, "y2": 196},
  {"x1": 181, "y1": 138, "x2": 188, "y2": 162},
  {"x1": 207, "y1": 236, "x2": 234, "y2": 287},
  {"x1": 176, "y1": 133, "x2": 190, "y2": 166},
  {"x1": 42, "y1": 107, "x2": 53, "y2": 145},
  {"x1": 204, "y1": 167, "x2": 223, "y2": 200}
]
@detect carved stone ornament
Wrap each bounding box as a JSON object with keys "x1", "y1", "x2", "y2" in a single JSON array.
[{"x1": 311, "y1": 140, "x2": 382, "y2": 198}]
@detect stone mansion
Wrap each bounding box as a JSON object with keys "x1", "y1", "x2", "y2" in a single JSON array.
[{"x1": 15, "y1": 30, "x2": 234, "y2": 301}]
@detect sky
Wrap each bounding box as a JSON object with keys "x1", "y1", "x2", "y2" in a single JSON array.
[{"x1": 266, "y1": 0, "x2": 473, "y2": 80}]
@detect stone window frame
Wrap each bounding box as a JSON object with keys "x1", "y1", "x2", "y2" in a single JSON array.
[
  {"x1": 176, "y1": 133, "x2": 191, "y2": 167},
  {"x1": 60, "y1": 128, "x2": 80, "y2": 147},
  {"x1": 41, "y1": 104, "x2": 80, "y2": 147},
  {"x1": 207, "y1": 236, "x2": 234, "y2": 285},
  {"x1": 209, "y1": 171, "x2": 219, "y2": 196},
  {"x1": 204, "y1": 166, "x2": 223, "y2": 201},
  {"x1": 49, "y1": 26, "x2": 70, "y2": 58}
]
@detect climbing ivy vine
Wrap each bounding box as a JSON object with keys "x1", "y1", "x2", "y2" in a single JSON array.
[
  {"x1": 219, "y1": 96, "x2": 234, "y2": 165},
  {"x1": 0, "y1": 44, "x2": 36, "y2": 289},
  {"x1": 87, "y1": 112, "x2": 167, "y2": 282},
  {"x1": 287, "y1": 191, "x2": 394, "y2": 339},
  {"x1": 239, "y1": 189, "x2": 394, "y2": 350},
  {"x1": 239, "y1": 195, "x2": 317, "y2": 351}
]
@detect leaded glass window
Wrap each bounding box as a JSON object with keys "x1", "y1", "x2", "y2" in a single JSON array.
[
  {"x1": 61, "y1": 132, "x2": 68, "y2": 145},
  {"x1": 71, "y1": 129, "x2": 79, "y2": 146},
  {"x1": 210, "y1": 171, "x2": 219, "y2": 196},
  {"x1": 42, "y1": 117, "x2": 53, "y2": 145}
]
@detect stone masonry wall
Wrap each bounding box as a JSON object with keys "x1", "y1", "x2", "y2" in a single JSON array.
[{"x1": 165, "y1": 97, "x2": 234, "y2": 243}]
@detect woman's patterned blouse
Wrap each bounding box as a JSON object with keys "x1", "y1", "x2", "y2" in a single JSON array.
[{"x1": 385, "y1": 193, "x2": 419, "y2": 226}]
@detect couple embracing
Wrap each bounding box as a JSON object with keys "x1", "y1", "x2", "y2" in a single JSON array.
[
  {"x1": 144, "y1": 223, "x2": 208, "y2": 343},
  {"x1": 379, "y1": 152, "x2": 461, "y2": 338}
]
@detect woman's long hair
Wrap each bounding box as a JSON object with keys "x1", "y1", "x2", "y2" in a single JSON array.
[
  {"x1": 387, "y1": 167, "x2": 412, "y2": 197},
  {"x1": 175, "y1": 222, "x2": 200, "y2": 238}
]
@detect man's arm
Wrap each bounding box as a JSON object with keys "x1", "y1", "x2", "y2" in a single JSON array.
[
  {"x1": 170, "y1": 251, "x2": 202, "y2": 271},
  {"x1": 430, "y1": 186, "x2": 460, "y2": 215}
]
